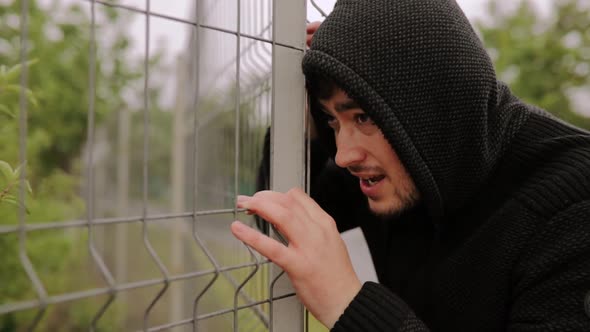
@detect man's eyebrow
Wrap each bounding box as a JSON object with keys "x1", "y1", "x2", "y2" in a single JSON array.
[
  {"x1": 319, "y1": 100, "x2": 361, "y2": 115},
  {"x1": 319, "y1": 107, "x2": 333, "y2": 116},
  {"x1": 334, "y1": 100, "x2": 361, "y2": 113}
]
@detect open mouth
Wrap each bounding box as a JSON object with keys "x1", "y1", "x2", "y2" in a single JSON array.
[{"x1": 361, "y1": 175, "x2": 385, "y2": 187}]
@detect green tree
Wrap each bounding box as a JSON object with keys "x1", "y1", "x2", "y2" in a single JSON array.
[
  {"x1": 477, "y1": 0, "x2": 590, "y2": 129},
  {"x1": 0, "y1": 1, "x2": 143, "y2": 177},
  {"x1": 0, "y1": 62, "x2": 35, "y2": 211},
  {"x1": 0, "y1": 1, "x2": 152, "y2": 330}
]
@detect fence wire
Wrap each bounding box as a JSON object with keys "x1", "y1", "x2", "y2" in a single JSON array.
[{"x1": 1, "y1": 0, "x2": 310, "y2": 331}]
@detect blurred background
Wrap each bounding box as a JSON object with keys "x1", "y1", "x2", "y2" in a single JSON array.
[{"x1": 0, "y1": 0, "x2": 589, "y2": 331}]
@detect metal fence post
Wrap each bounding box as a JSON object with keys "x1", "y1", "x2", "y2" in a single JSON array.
[
  {"x1": 270, "y1": 0, "x2": 307, "y2": 331},
  {"x1": 170, "y1": 54, "x2": 187, "y2": 332}
]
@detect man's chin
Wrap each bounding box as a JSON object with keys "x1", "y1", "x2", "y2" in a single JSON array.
[
  {"x1": 368, "y1": 200, "x2": 403, "y2": 220},
  {"x1": 367, "y1": 196, "x2": 417, "y2": 220},
  {"x1": 370, "y1": 208, "x2": 403, "y2": 220}
]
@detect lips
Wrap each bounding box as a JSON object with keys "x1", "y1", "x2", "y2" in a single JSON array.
[
  {"x1": 361, "y1": 175, "x2": 385, "y2": 187},
  {"x1": 357, "y1": 174, "x2": 386, "y2": 198}
]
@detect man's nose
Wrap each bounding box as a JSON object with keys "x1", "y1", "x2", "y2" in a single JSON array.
[{"x1": 334, "y1": 128, "x2": 365, "y2": 168}]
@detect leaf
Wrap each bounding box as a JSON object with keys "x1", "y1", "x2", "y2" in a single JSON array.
[
  {"x1": 0, "y1": 197, "x2": 30, "y2": 214},
  {"x1": 1, "y1": 197, "x2": 18, "y2": 207},
  {"x1": 0, "y1": 160, "x2": 15, "y2": 181},
  {"x1": 4, "y1": 194, "x2": 17, "y2": 201},
  {"x1": 0, "y1": 104, "x2": 15, "y2": 118},
  {"x1": 13, "y1": 162, "x2": 25, "y2": 178},
  {"x1": 12, "y1": 162, "x2": 30, "y2": 183},
  {"x1": 0, "y1": 84, "x2": 21, "y2": 94},
  {"x1": 2, "y1": 59, "x2": 39, "y2": 83},
  {"x1": 0, "y1": 63, "x2": 22, "y2": 83},
  {"x1": 25, "y1": 89, "x2": 39, "y2": 108}
]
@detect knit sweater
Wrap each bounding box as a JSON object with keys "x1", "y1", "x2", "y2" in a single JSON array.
[{"x1": 301, "y1": 0, "x2": 590, "y2": 331}]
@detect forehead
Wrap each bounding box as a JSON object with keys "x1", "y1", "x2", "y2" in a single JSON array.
[
  {"x1": 319, "y1": 89, "x2": 361, "y2": 114},
  {"x1": 319, "y1": 88, "x2": 350, "y2": 104}
]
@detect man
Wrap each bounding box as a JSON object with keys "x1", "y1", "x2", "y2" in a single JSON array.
[{"x1": 231, "y1": 0, "x2": 590, "y2": 330}]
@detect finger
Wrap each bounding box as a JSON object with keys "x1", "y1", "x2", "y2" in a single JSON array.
[
  {"x1": 246, "y1": 190, "x2": 291, "y2": 207},
  {"x1": 231, "y1": 221, "x2": 294, "y2": 270},
  {"x1": 306, "y1": 21, "x2": 322, "y2": 34},
  {"x1": 238, "y1": 193, "x2": 308, "y2": 242},
  {"x1": 306, "y1": 21, "x2": 321, "y2": 47},
  {"x1": 245, "y1": 191, "x2": 310, "y2": 222}
]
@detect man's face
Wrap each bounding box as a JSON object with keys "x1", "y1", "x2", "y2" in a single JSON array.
[{"x1": 319, "y1": 89, "x2": 420, "y2": 217}]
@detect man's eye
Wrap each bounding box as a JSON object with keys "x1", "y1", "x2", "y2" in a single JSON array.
[
  {"x1": 355, "y1": 113, "x2": 373, "y2": 125},
  {"x1": 326, "y1": 116, "x2": 338, "y2": 128}
]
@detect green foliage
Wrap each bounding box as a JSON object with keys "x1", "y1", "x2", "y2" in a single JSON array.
[
  {"x1": 0, "y1": 160, "x2": 32, "y2": 211},
  {"x1": 477, "y1": 0, "x2": 590, "y2": 129},
  {"x1": 0, "y1": 0, "x2": 148, "y2": 330},
  {"x1": 0, "y1": 1, "x2": 142, "y2": 176},
  {"x1": 0, "y1": 60, "x2": 37, "y2": 208}
]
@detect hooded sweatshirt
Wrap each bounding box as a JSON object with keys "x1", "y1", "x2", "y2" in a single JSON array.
[{"x1": 301, "y1": 0, "x2": 590, "y2": 331}]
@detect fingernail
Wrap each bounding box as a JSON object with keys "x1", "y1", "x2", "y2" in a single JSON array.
[
  {"x1": 231, "y1": 221, "x2": 247, "y2": 234},
  {"x1": 237, "y1": 195, "x2": 250, "y2": 203}
]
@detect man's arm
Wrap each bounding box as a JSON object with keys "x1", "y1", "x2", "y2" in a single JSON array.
[
  {"x1": 332, "y1": 201, "x2": 590, "y2": 332},
  {"x1": 333, "y1": 282, "x2": 430, "y2": 332},
  {"x1": 508, "y1": 200, "x2": 590, "y2": 331}
]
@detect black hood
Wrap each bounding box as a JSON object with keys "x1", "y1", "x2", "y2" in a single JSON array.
[{"x1": 302, "y1": 0, "x2": 530, "y2": 220}]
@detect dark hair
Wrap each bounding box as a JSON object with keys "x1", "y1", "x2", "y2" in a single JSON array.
[
  {"x1": 305, "y1": 72, "x2": 339, "y2": 101},
  {"x1": 305, "y1": 73, "x2": 339, "y2": 157}
]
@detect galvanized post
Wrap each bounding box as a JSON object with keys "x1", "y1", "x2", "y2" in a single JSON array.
[{"x1": 270, "y1": 0, "x2": 307, "y2": 331}]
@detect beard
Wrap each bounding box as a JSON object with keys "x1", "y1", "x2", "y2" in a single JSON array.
[{"x1": 368, "y1": 188, "x2": 420, "y2": 220}]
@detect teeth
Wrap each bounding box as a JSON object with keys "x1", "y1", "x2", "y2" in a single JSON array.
[
  {"x1": 363, "y1": 177, "x2": 379, "y2": 186},
  {"x1": 362, "y1": 176, "x2": 383, "y2": 187}
]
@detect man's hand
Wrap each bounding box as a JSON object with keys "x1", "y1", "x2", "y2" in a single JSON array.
[
  {"x1": 231, "y1": 188, "x2": 362, "y2": 329},
  {"x1": 307, "y1": 21, "x2": 322, "y2": 47}
]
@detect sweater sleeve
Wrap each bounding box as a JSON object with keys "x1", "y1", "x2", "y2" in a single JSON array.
[
  {"x1": 331, "y1": 282, "x2": 430, "y2": 332},
  {"x1": 507, "y1": 201, "x2": 590, "y2": 331}
]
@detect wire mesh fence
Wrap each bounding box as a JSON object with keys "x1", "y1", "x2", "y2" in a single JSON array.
[
  {"x1": 0, "y1": 0, "x2": 325, "y2": 330},
  {"x1": 3, "y1": 0, "x2": 586, "y2": 330}
]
